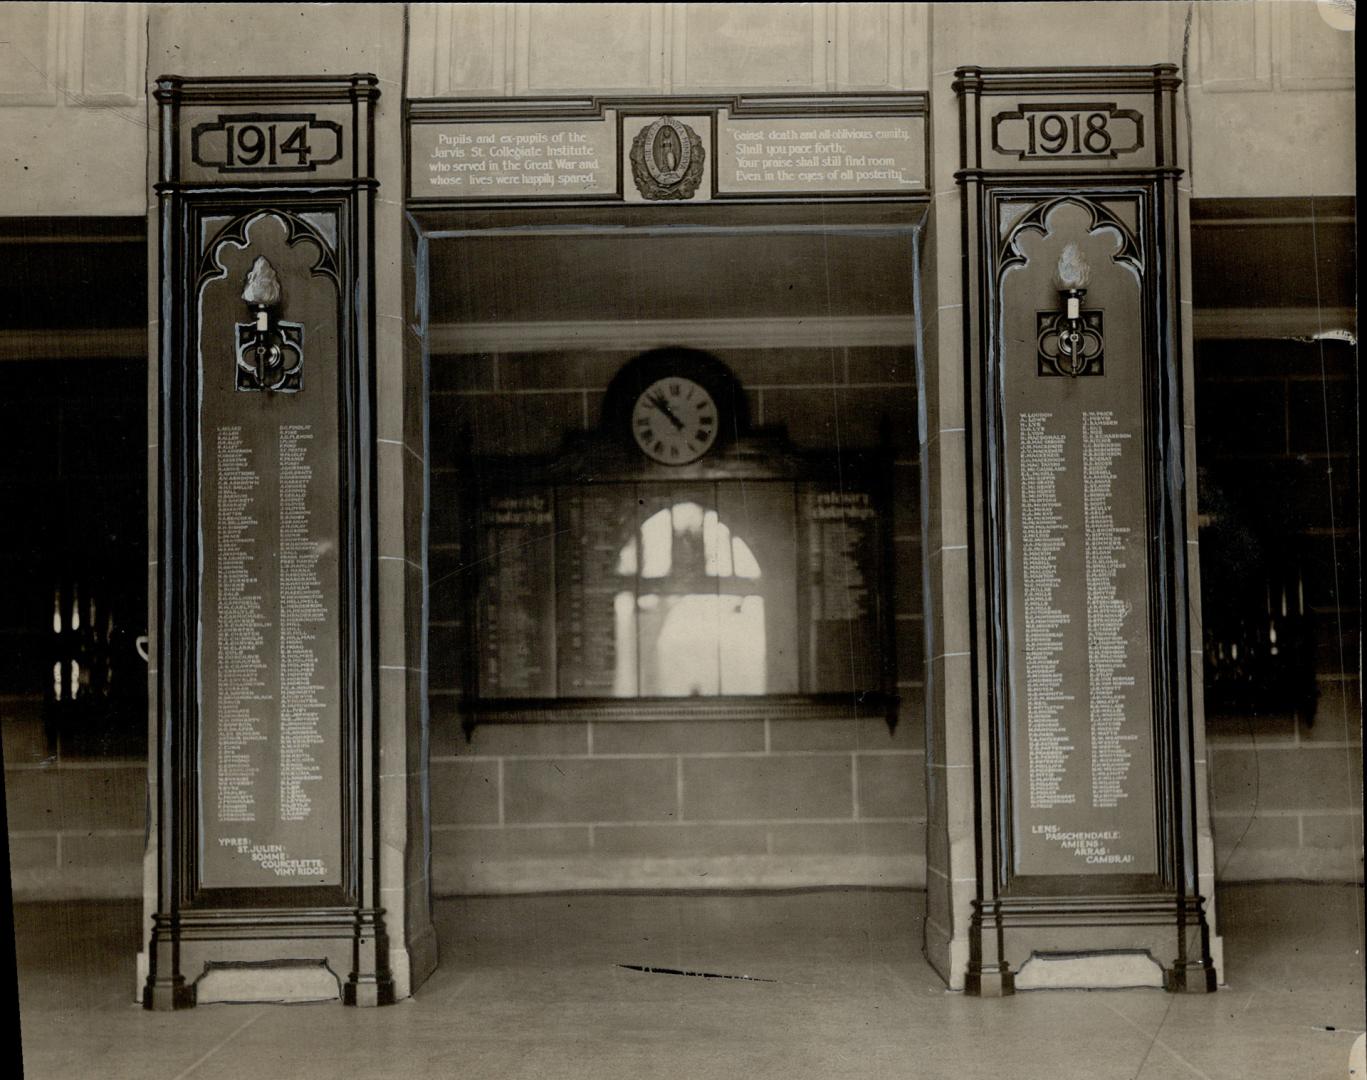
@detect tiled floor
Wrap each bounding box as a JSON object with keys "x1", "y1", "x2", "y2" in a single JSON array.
[{"x1": 12, "y1": 883, "x2": 1365, "y2": 1080}]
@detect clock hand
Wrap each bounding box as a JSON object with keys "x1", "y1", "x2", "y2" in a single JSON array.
[{"x1": 650, "y1": 393, "x2": 686, "y2": 431}]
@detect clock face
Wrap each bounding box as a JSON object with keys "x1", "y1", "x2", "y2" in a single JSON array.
[{"x1": 631, "y1": 376, "x2": 719, "y2": 464}]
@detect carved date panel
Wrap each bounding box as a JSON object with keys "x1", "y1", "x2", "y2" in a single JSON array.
[
  {"x1": 957, "y1": 67, "x2": 1179, "y2": 174},
  {"x1": 163, "y1": 77, "x2": 371, "y2": 185},
  {"x1": 991, "y1": 104, "x2": 1144, "y2": 163},
  {"x1": 192, "y1": 114, "x2": 345, "y2": 174}
]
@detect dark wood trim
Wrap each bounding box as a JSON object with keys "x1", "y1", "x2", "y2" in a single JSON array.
[
  {"x1": 407, "y1": 91, "x2": 929, "y2": 122},
  {"x1": 460, "y1": 693, "x2": 900, "y2": 728}
]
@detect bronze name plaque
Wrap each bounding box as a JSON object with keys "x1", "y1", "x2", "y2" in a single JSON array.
[
  {"x1": 998, "y1": 198, "x2": 1158, "y2": 878},
  {"x1": 198, "y1": 211, "x2": 345, "y2": 889}
]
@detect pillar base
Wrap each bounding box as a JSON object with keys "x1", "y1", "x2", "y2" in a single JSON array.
[
  {"x1": 344, "y1": 975, "x2": 397, "y2": 1007},
  {"x1": 143, "y1": 976, "x2": 195, "y2": 1011},
  {"x1": 1166, "y1": 960, "x2": 1218, "y2": 994},
  {"x1": 143, "y1": 907, "x2": 395, "y2": 1009},
  {"x1": 965, "y1": 963, "x2": 1015, "y2": 997}
]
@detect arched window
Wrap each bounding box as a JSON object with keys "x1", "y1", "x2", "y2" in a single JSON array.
[{"x1": 612, "y1": 501, "x2": 768, "y2": 696}]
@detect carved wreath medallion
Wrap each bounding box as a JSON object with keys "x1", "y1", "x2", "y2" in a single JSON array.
[{"x1": 629, "y1": 116, "x2": 705, "y2": 201}]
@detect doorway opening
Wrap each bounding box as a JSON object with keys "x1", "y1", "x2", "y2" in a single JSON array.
[{"x1": 412, "y1": 204, "x2": 929, "y2": 897}]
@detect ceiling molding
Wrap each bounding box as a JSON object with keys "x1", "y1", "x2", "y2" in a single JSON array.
[{"x1": 428, "y1": 315, "x2": 917, "y2": 354}]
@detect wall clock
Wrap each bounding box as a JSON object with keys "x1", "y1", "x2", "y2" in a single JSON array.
[
  {"x1": 603, "y1": 347, "x2": 747, "y2": 466},
  {"x1": 630, "y1": 374, "x2": 719, "y2": 464}
]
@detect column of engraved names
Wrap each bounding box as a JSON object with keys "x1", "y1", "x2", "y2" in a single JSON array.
[
  {"x1": 215, "y1": 425, "x2": 267, "y2": 823},
  {"x1": 1083, "y1": 411, "x2": 1135, "y2": 808},
  {"x1": 278, "y1": 424, "x2": 326, "y2": 822},
  {"x1": 1019, "y1": 412, "x2": 1074, "y2": 809},
  {"x1": 811, "y1": 493, "x2": 874, "y2": 621}
]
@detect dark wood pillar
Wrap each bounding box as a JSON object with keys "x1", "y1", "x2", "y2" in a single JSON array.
[
  {"x1": 956, "y1": 66, "x2": 1217, "y2": 995},
  {"x1": 145, "y1": 75, "x2": 393, "y2": 1009}
]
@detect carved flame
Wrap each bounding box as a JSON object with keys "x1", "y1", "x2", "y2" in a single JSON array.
[
  {"x1": 242, "y1": 256, "x2": 282, "y2": 307},
  {"x1": 1053, "y1": 243, "x2": 1091, "y2": 291}
]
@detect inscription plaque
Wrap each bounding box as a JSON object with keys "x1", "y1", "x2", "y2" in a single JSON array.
[
  {"x1": 716, "y1": 113, "x2": 925, "y2": 195},
  {"x1": 798, "y1": 483, "x2": 886, "y2": 694},
  {"x1": 198, "y1": 212, "x2": 343, "y2": 889},
  {"x1": 477, "y1": 488, "x2": 557, "y2": 697},
  {"x1": 1001, "y1": 201, "x2": 1157, "y2": 878},
  {"x1": 407, "y1": 96, "x2": 928, "y2": 203},
  {"x1": 410, "y1": 118, "x2": 618, "y2": 199},
  {"x1": 555, "y1": 485, "x2": 635, "y2": 696}
]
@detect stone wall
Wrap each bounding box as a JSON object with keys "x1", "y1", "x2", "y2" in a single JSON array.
[
  {"x1": 424, "y1": 338, "x2": 926, "y2": 892},
  {"x1": 1196, "y1": 334, "x2": 1361, "y2": 880},
  {"x1": 0, "y1": 2, "x2": 1358, "y2": 923}
]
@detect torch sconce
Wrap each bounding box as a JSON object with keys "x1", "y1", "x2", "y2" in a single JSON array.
[
  {"x1": 235, "y1": 256, "x2": 304, "y2": 392},
  {"x1": 1036, "y1": 243, "x2": 1104, "y2": 377}
]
